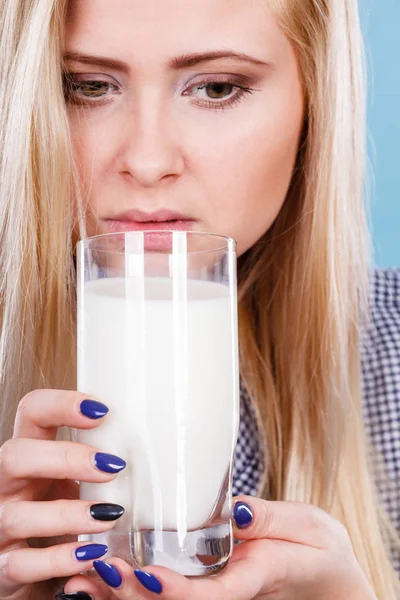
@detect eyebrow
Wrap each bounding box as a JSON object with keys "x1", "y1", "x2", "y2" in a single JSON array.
[
  {"x1": 63, "y1": 50, "x2": 271, "y2": 72},
  {"x1": 168, "y1": 51, "x2": 271, "y2": 69}
]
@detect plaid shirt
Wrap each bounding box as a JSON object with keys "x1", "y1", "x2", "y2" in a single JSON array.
[{"x1": 233, "y1": 268, "x2": 400, "y2": 574}]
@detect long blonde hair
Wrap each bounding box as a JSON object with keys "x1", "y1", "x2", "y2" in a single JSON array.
[{"x1": 0, "y1": 0, "x2": 399, "y2": 596}]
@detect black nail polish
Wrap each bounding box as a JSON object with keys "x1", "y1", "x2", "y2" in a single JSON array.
[
  {"x1": 55, "y1": 593, "x2": 93, "y2": 600},
  {"x1": 80, "y1": 399, "x2": 109, "y2": 419},
  {"x1": 94, "y1": 452, "x2": 126, "y2": 473},
  {"x1": 90, "y1": 502, "x2": 125, "y2": 521}
]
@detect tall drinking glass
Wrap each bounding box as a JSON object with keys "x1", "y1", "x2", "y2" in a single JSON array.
[{"x1": 76, "y1": 231, "x2": 239, "y2": 576}]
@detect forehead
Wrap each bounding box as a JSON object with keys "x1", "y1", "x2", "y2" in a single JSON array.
[{"x1": 65, "y1": 0, "x2": 287, "y2": 66}]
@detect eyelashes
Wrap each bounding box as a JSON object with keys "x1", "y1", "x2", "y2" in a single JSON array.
[
  {"x1": 63, "y1": 73, "x2": 257, "y2": 112},
  {"x1": 63, "y1": 75, "x2": 120, "y2": 106},
  {"x1": 183, "y1": 80, "x2": 256, "y2": 111}
]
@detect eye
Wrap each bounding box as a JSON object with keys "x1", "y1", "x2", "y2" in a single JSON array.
[
  {"x1": 63, "y1": 74, "x2": 120, "y2": 105},
  {"x1": 184, "y1": 77, "x2": 256, "y2": 111},
  {"x1": 199, "y1": 82, "x2": 236, "y2": 100},
  {"x1": 72, "y1": 81, "x2": 114, "y2": 98}
]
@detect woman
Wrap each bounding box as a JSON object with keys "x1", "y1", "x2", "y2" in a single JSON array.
[{"x1": 0, "y1": 0, "x2": 399, "y2": 598}]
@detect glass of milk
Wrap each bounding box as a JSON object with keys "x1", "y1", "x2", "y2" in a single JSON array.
[{"x1": 75, "y1": 231, "x2": 240, "y2": 576}]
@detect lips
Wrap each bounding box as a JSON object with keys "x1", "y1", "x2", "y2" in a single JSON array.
[
  {"x1": 105, "y1": 219, "x2": 194, "y2": 233},
  {"x1": 107, "y1": 209, "x2": 193, "y2": 223},
  {"x1": 102, "y1": 209, "x2": 196, "y2": 249},
  {"x1": 104, "y1": 209, "x2": 196, "y2": 233}
]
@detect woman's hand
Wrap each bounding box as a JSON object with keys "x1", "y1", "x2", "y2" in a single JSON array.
[
  {"x1": 0, "y1": 390, "x2": 126, "y2": 600},
  {"x1": 62, "y1": 497, "x2": 377, "y2": 600}
]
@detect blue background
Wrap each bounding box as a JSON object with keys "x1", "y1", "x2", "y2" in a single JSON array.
[{"x1": 361, "y1": 0, "x2": 400, "y2": 267}]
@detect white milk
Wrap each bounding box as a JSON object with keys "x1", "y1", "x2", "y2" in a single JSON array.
[{"x1": 77, "y1": 277, "x2": 239, "y2": 533}]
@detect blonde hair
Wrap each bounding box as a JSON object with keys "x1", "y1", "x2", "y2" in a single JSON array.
[
  {"x1": 0, "y1": 0, "x2": 76, "y2": 427},
  {"x1": 0, "y1": 0, "x2": 399, "y2": 597}
]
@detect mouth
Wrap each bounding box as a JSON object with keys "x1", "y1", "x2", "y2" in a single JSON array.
[
  {"x1": 102, "y1": 209, "x2": 197, "y2": 249},
  {"x1": 104, "y1": 209, "x2": 195, "y2": 231}
]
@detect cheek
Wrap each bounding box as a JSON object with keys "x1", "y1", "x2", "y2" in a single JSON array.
[
  {"x1": 69, "y1": 115, "x2": 107, "y2": 194},
  {"x1": 190, "y1": 108, "x2": 303, "y2": 255},
  {"x1": 69, "y1": 112, "x2": 117, "y2": 233}
]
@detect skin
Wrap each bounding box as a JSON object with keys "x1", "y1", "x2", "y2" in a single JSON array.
[
  {"x1": 65, "y1": 0, "x2": 304, "y2": 256},
  {"x1": 0, "y1": 0, "x2": 377, "y2": 599}
]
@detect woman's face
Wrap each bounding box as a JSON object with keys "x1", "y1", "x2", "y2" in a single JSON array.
[{"x1": 65, "y1": 0, "x2": 304, "y2": 256}]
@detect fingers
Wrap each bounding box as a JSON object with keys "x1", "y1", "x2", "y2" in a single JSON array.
[
  {"x1": 59, "y1": 499, "x2": 358, "y2": 600},
  {"x1": 65, "y1": 535, "x2": 366, "y2": 600},
  {"x1": 74, "y1": 541, "x2": 311, "y2": 600},
  {"x1": 92, "y1": 559, "x2": 169, "y2": 599},
  {"x1": 61, "y1": 574, "x2": 110, "y2": 600},
  {"x1": 232, "y1": 495, "x2": 349, "y2": 549},
  {"x1": 0, "y1": 542, "x2": 110, "y2": 594},
  {"x1": 69, "y1": 555, "x2": 266, "y2": 600},
  {"x1": 68, "y1": 559, "x2": 170, "y2": 599},
  {"x1": 13, "y1": 390, "x2": 109, "y2": 441},
  {"x1": 0, "y1": 500, "x2": 124, "y2": 545},
  {"x1": 0, "y1": 438, "x2": 126, "y2": 497}
]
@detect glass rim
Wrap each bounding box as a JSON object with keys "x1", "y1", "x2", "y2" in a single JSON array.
[{"x1": 76, "y1": 230, "x2": 236, "y2": 255}]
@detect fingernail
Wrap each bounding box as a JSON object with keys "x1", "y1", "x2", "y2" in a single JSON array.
[
  {"x1": 93, "y1": 560, "x2": 122, "y2": 588},
  {"x1": 80, "y1": 399, "x2": 109, "y2": 419},
  {"x1": 55, "y1": 593, "x2": 93, "y2": 599},
  {"x1": 134, "y1": 570, "x2": 163, "y2": 595},
  {"x1": 90, "y1": 502, "x2": 125, "y2": 521},
  {"x1": 233, "y1": 502, "x2": 253, "y2": 529},
  {"x1": 75, "y1": 543, "x2": 108, "y2": 561},
  {"x1": 94, "y1": 452, "x2": 126, "y2": 473}
]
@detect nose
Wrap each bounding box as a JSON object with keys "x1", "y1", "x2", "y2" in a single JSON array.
[{"x1": 115, "y1": 101, "x2": 185, "y2": 188}]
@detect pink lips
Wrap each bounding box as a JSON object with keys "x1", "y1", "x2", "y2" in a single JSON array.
[
  {"x1": 108, "y1": 209, "x2": 193, "y2": 223},
  {"x1": 104, "y1": 209, "x2": 196, "y2": 250}
]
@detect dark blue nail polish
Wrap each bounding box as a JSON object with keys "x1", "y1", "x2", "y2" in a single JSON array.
[
  {"x1": 134, "y1": 570, "x2": 163, "y2": 595},
  {"x1": 233, "y1": 502, "x2": 253, "y2": 529},
  {"x1": 94, "y1": 452, "x2": 126, "y2": 474},
  {"x1": 75, "y1": 543, "x2": 108, "y2": 561},
  {"x1": 80, "y1": 399, "x2": 109, "y2": 419},
  {"x1": 55, "y1": 593, "x2": 93, "y2": 599},
  {"x1": 93, "y1": 560, "x2": 122, "y2": 588}
]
